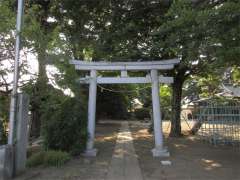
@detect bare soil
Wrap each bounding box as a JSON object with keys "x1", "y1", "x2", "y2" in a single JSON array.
[
  {"x1": 14, "y1": 122, "x2": 120, "y2": 180},
  {"x1": 15, "y1": 120, "x2": 240, "y2": 180},
  {"x1": 130, "y1": 121, "x2": 240, "y2": 180}
]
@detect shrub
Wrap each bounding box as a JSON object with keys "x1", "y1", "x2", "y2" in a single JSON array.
[
  {"x1": 27, "y1": 145, "x2": 42, "y2": 158},
  {"x1": 41, "y1": 96, "x2": 88, "y2": 155},
  {"x1": 0, "y1": 120, "x2": 7, "y2": 145},
  {"x1": 0, "y1": 95, "x2": 9, "y2": 145},
  {"x1": 97, "y1": 87, "x2": 129, "y2": 120},
  {"x1": 134, "y1": 108, "x2": 150, "y2": 120},
  {"x1": 26, "y1": 151, "x2": 45, "y2": 167},
  {"x1": 26, "y1": 150, "x2": 70, "y2": 167}
]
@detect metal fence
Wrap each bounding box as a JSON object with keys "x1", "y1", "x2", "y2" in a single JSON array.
[{"x1": 196, "y1": 103, "x2": 240, "y2": 147}]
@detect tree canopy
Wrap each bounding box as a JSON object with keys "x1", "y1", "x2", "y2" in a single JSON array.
[{"x1": 0, "y1": 0, "x2": 239, "y2": 146}]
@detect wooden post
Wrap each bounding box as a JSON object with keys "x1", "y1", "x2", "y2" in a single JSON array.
[
  {"x1": 151, "y1": 70, "x2": 170, "y2": 157},
  {"x1": 84, "y1": 70, "x2": 98, "y2": 156}
]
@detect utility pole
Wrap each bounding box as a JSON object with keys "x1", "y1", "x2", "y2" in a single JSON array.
[{"x1": 8, "y1": 0, "x2": 25, "y2": 145}]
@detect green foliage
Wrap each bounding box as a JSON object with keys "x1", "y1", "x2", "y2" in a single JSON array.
[
  {"x1": 0, "y1": 1, "x2": 15, "y2": 99},
  {"x1": 21, "y1": 78, "x2": 88, "y2": 153},
  {"x1": 0, "y1": 119, "x2": 7, "y2": 145},
  {"x1": 150, "y1": 0, "x2": 240, "y2": 135},
  {"x1": 197, "y1": 75, "x2": 222, "y2": 98},
  {"x1": 2, "y1": 0, "x2": 239, "y2": 139},
  {"x1": 96, "y1": 85, "x2": 130, "y2": 120},
  {"x1": 198, "y1": 96, "x2": 240, "y2": 106},
  {"x1": 160, "y1": 85, "x2": 172, "y2": 107},
  {"x1": 41, "y1": 93, "x2": 87, "y2": 155},
  {"x1": 232, "y1": 67, "x2": 240, "y2": 85},
  {"x1": 0, "y1": 95, "x2": 9, "y2": 145},
  {"x1": 0, "y1": 1, "x2": 15, "y2": 32},
  {"x1": 183, "y1": 74, "x2": 222, "y2": 100},
  {"x1": 26, "y1": 151, "x2": 45, "y2": 167},
  {"x1": 27, "y1": 145, "x2": 42, "y2": 158},
  {"x1": 134, "y1": 108, "x2": 150, "y2": 120},
  {"x1": 209, "y1": 1, "x2": 240, "y2": 65},
  {"x1": 152, "y1": 0, "x2": 240, "y2": 70},
  {"x1": 160, "y1": 85, "x2": 172, "y2": 120},
  {"x1": 43, "y1": 150, "x2": 70, "y2": 167},
  {"x1": 50, "y1": 0, "x2": 170, "y2": 60},
  {"x1": 26, "y1": 150, "x2": 70, "y2": 167},
  {"x1": 137, "y1": 85, "x2": 152, "y2": 108}
]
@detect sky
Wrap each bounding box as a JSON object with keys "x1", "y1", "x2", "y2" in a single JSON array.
[{"x1": 3, "y1": 50, "x2": 74, "y2": 97}]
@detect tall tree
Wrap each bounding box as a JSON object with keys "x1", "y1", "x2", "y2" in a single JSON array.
[
  {"x1": 151, "y1": 0, "x2": 240, "y2": 136},
  {"x1": 50, "y1": 0, "x2": 173, "y2": 119},
  {"x1": 22, "y1": 0, "x2": 60, "y2": 137}
]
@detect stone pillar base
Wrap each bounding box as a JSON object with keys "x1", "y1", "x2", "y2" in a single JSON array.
[
  {"x1": 0, "y1": 145, "x2": 14, "y2": 179},
  {"x1": 82, "y1": 148, "x2": 98, "y2": 157},
  {"x1": 151, "y1": 147, "x2": 170, "y2": 157}
]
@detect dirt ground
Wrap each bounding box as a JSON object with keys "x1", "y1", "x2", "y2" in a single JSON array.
[
  {"x1": 15, "y1": 120, "x2": 240, "y2": 180},
  {"x1": 130, "y1": 121, "x2": 240, "y2": 180},
  {"x1": 15, "y1": 122, "x2": 120, "y2": 180}
]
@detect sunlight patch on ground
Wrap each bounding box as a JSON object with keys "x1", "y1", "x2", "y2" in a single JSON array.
[
  {"x1": 174, "y1": 144, "x2": 187, "y2": 148},
  {"x1": 132, "y1": 129, "x2": 152, "y2": 139},
  {"x1": 96, "y1": 134, "x2": 117, "y2": 142},
  {"x1": 201, "y1": 158, "x2": 222, "y2": 170}
]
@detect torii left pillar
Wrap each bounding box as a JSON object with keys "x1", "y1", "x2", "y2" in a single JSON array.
[{"x1": 84, "y1": 70, "x2": 98, "y2": 156}]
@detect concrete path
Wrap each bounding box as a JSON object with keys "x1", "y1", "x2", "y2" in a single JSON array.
[{"x1": 105, "y1": 121, "x2": 143, "y2": 180}]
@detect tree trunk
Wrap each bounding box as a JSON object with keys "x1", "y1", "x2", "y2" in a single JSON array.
[
  {"x1": 190, "y1": 121, "x2": 202, "y2": 135},
  {"x1": 29, "y1": 107, "x2": 41, "y2": 138},
  {"x1": 169, "y1": 72, "x2": 186, "y2": 137},
  {"x1": 29, "y1": 49, "x2": 48, "y2": 138},
  {"x1": 28, "y1": 1, "x2": 51, "y2": 139}
]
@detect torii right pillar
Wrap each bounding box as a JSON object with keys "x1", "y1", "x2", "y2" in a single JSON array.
[{"x1": 151, "y1": 69, "x2": 170, "y2": 157}]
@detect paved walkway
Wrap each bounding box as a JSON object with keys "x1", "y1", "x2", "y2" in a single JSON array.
[{"x1": 106, "y1": 121, "x2": 143, "y2": 180}]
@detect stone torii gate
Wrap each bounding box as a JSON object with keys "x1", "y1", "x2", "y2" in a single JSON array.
[{"x1": 70, "y1": 59, "x2": 180, "y2": 157}]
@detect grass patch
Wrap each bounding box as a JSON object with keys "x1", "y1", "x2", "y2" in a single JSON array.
[
  {"x1": 26, "y1": 151, "x2": 45, "y2": 167},
  {"x1": 27, "y1": 150, "x2": 70, "y2": 168},
  {"x1": 43, "y1": 150, "x2": 70, "y2": 167}
]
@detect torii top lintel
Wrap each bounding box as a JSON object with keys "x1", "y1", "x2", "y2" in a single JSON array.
[{"x1": 70, "y1": 58, "x2": 180, "y2": 71}]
